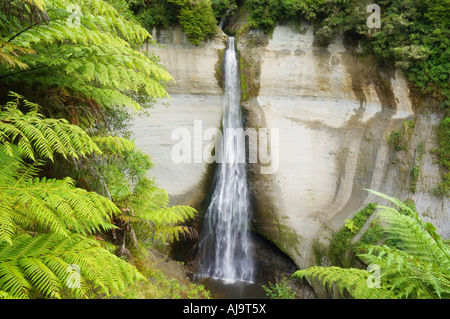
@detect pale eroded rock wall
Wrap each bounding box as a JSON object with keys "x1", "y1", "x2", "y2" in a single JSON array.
[
  {"x1": 131, "y1": 26, "x2": 227, "y2": 207},
  {"x1": 131, "y1": 24, "x2": 449, "y2": 271},
  {"x1": 241, "y1": 24, "x2": 449, "y2": 269}
]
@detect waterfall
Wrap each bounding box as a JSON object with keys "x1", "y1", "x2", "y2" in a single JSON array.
[{"x1": 198, "y1": 37, "x2": 254, "y2": 284}]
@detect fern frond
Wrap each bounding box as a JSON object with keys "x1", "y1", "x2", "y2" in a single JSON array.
[
  {"x1": 293, "y1": 266, "x2": 394, "y2": 299},
  {"x1": 0, "y1": 41, "x2": 34, "y2": 70},
  {"x1": 0, "y1": 150, "x2": 120, "y2": 243},
  {"x1": 112, "y1": 177, "x2": 198, "y2": 244},
  {"x1": 2, "y1": 0, "x2": 173, "y2": 112},
  {"x1": 131, "y1": 181, "x2": 170, "y2": 212},
  {"x1": 92, "y1": 135, "x2": 135, "y2": 157},
  {"x1": 296, "y1": 191, "x2": 450, "y2": 299},
  {"x1": 156, "y1": 225, "x2": 199, "y2": 243},
  {"x1": 367, "y1": 189, "x2": 450, "y2": 272},
  {"x1": 364, "y1": 245, "x2": 450, "y2": 298},
  {"x1": 143, "y1": 206, "x2": 198, "y2": 225},
  {"x1": 0, "y1": 233, "x2": 145, "y2": 298},
  {"x1": 0, "y1": 92, "x2": 101, "y2": 161}
]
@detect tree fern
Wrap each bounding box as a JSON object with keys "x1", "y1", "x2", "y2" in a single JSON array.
[
  {"x1": 293, "y1": 190, "x2": 450, "y2": 299},
  {"x1": 113, "y1": 177, "x2": 197, "y2": 245},
  {"x1": 0, "y1": 92, "x2": 101, "y2": 161},
  {"x1": 0, "y1": 148, "x2": 121, "y2": 243},
  {"x1": 0, "y1": 0, "x2": 199, "y2": 299},
  {"x1": 367, "y1": 189, "x2": 450, "y2": 268},
  {"x1": 0, "y1": 148, "x2": 145, "y2": 298},
  {"x1": 87, "y1": 132, "x2": 198, "y2": 244},
  {"x1": 0, "y1": 0, "x2": 47, "y2": 70},
  {"x1": 0, "y1": 42, "x2": 34, "y2": 70},
  {"x1": 92, "y1": 135, "x2": 136, "y2": 157},
  {"x1": 0, "y1": 92, "x2": 147, "y2": 297},
  {"x1": 0, "y1": 233, "x2": 145, "y2": 298},
  {"x1": 0, "y1": 0, "x2": 173, "y2": 114}
]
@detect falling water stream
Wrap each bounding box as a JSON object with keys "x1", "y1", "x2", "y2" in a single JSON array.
[{"x1": 197, "y1": 37, "x2": 260, "y2": 297}]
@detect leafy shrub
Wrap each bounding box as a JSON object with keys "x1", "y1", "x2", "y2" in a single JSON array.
[
  {"x1": 262, "y1": 276, "x2": 296, "y2": 299},
  {"x1": 129, "y1": 0, "x2": 180, "y2": 30},
  {"x1": 330, "y1": 203, "x2": 377, "y2": 267},
  {"x1": 211, "y1": 0, "x2": 238, "y2": 21},
  {"x1": 388, "y1": 120, "x2": 415, "y2": 152},
  {"x1": 131, "y1": 0, "x2": 218, "y2": 45},
  {"x1": 388, "y1": 130, "x2": 408, "y2": 151},
  {"x1": 172, "y1": 0, "x2": 218, "y2": 45}
]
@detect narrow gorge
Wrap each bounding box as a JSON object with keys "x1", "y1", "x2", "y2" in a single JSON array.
[{"x1": 131, "y1": 21, "x2": 449, "y2": 298}]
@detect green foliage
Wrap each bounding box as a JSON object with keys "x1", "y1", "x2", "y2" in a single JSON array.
[
  {"x1": 120, "y1": 178, "x2": 198, "y2": 245},
  {"x1": 239, "y1": 54, "x2": 248, "y2": 101},
  {"x1": 168, "y1": 0, "x2": 218, "y2": 45},
  {"x1": 262, "y1": 276, "x2": 296, "y2": 299},
  {"x1": 370, "y1": 0, "x2": 449, "y2": 101},
  {"x1": 245, "y1": 0, "x2": 324, "y2": 32},
  {"x1": 129, "y1": 0, "x2": 180, "y2": 30},
  {"x1": 0, "y1": 94, "x2": 147, "y2": 298},
  {"x1": 211, "y1": 0, "x2": 238, "y2": 21},
  {"x1": 0, "y1": 94, "x2": 118, "y2": 243},
  {"x1": 409, "y1": 165, "x2": 420, "y2": 192},
  {"x1": 90, "y1": 131, "x2": 198, "y2": 247},
  {"x1": 329, "y1": 203, "x2": 377, "y2": 267},
  {"x1": 0, "y1": 152, "x2": 121, "y2": 243},
  {"x1": 388, "y1": 130, "x2": 408, "y2": 151},
  {"x1": 0, "y1": 0, "x2": 46, "y2": 70},
  {"x1": 294, "y1": 266, "x2": 377, "y2": 298},
  {"x1": 293, "y1": 190, "x2": 450, "y2": 299},
  {"x1": 122, "y1": 265, "x2": 211, "y2": 299},
  {"x1": 344, "y1": 219, "x2": 359, "y2": 233},
  {"x1": 0, "y1": 0, "x2": 200, "y2": 300},
  {"x1": 0, "y1": 0, "x2": 173, "y2": 114},
  {"x1": 244, "y1": 0, "x2": 283, "y2": 32},
  {"x1": 0, "y1": 233, "x2": 145, "y2": 298},
  {"x1": 103, "y1": 0, "x2": 140, "y2": 21},
  {"x1": 359, "y1": 220, "x2": 383, "y2": 245},
  {"x1": 0, "y1": 93, "x2": 198, "y2": 298},
  {"x1": 388, "y1": 120, "x2": 415, "y2": 152},
  {"x1": 244, "y1": 0, "x2": 449, "y2": 107},
  {"x1": 0, "y1": 92, "x2": 101, "y2": 162}
]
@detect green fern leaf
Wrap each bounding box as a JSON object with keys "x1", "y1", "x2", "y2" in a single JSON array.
[
  {"x1": 294, "y1": 191, "x2": 450, "y2": 299},
  {"x1": 0, "y1": 92, "x2": 101, "y2": 161},
  {"x1": 0, "y1": 233, "x2": 145, "y2": 298}
]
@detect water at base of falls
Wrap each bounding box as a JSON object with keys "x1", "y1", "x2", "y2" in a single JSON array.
[
  {"x1": 199, "y1": 277, "x2": 268, "y2": 299},
  {"x1": 197, "y1": 37, "x2": 255, "y2": 285}
]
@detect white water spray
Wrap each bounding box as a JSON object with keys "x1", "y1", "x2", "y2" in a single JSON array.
[{"x1": 198, "y1": 37, "x2": 254, "y2": 284}]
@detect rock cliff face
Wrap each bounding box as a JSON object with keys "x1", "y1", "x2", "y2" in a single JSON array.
[
  {"x1": 238, "y1": 24, "x2": 449, "y2": 269},
  {"x1": 131, "y1": 24, "x2": 449, "y2": 270}
]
